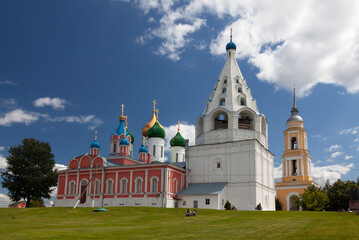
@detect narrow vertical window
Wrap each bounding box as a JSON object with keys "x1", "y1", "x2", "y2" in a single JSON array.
[
  {"x1": 176, "y1": 153, "x2": 178, "y2": 162},
  {"x1": 113, "y1": 143, "x2": 116, "y2": 153},
  {"x1": 136, "y1": 179, "x2": 142, "y2": 193},
  {"x1": 153, "y1": 146, "x2": 156, "y2": 157},
  {"x1": 152, "y1": 178, "x2": 158, "y2": 193},
  {"x1": 95, "y1": 181, "x2": 100, "y2": 195},
  {"x1": 107, "y1": 180, "x2": 113, "y2": 194},
  {"x1": 161, "y1": 146, "x2": 163, "y2": 157},
  {"x1": 121, "y1": 180, "x2": 127, "y2": 193}
]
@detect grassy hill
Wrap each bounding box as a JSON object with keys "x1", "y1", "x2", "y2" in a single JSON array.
[{"x1": 0, "y1": 207, "x2": 358, "y2": 239}]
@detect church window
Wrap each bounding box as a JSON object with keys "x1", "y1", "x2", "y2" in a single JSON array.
[
  {"x1": 153, "y1": 146, "x2": 156, "y2": 157},
  {"x1": 151, "y1": 178, "x2": 158, "y2": 193},
  {"x1": 161, "y1": 146, "x2": 163, "y2": 158},
  {"x1": 228, "y1": 52, "x2": 231, "y2": 58},
  {"x1": 136, "y1": 178, "x2": 142, "y2": 193},
  {"x1": 238, "y1": 112, "x2": 253, "y2": 130},
  {"x1": 205, "y1": 198, "x2": 210, "y2": 205},
  {"x1": 220, "y1": 98, "x2": 225, "y2": 106},
  {"x1": 196, "y1": 116, "x2": 204, "y2": 137},
  {"x1": 121, "y1": 179, "x2": 127, "y2": 193},
  {"x1": 107, "y1": 180, "x2": 113, "y2": 194},
  {"x1": 173, "y1": 179, "x2": 178, "y2": 193},
  {"x1": 217, "y1": 162, "x2": 221, "y2": 169},
  {"x1": 214, "y1": 112, "x2": 228, "y2": 130},
  {"x1": 183, "y1": 201, "x2": 186, "y2": 206},
  {"x1": 291, "y1": 137, "x2": 298, "y2": 150},
  {"x1": 95, "y1": 180, "x2": 100, "y2": 195},
  {"x1": 113, "y1": 143, "x2": 116, "y2": 153},
  {"x1": 238, "y1": 87, "x2": 242, "y2": 93},
  {"x1": 240, "y1": 98, "x2": 246, "y2": 106},
  {"x1": 222, "y1": 88, "x2": 226, "y2": 93},
  {"x1": 236, "y1": 79, "x2": 239, "y2": 83},
  {"x1": 69, "y1": 181, "x2": 75, "y2": 195},
  {"x1": 224, "y1": 79, "x2": 227, "y2": 84},
  {"x1": 292, "y1": 160, "x2": 297, "y2": 176},
  {"x1": 176, "y1": 153, "x2": 178, "y2": 162}
]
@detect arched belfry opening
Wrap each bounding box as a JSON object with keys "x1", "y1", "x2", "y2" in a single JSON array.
[
  {"x1": 288, "y1": 195, "x2": 300, "y2": 211},
  {"x1": 238, "y1": 111, "x2": 253, "y2": 130},
  {"x1": 213, "y1": 112, "x2": 228, "y2": 130},
  {"x1": 196, "y1": 116, "x2": 204, "y2": 137},
  {"x1": 219, "y1": 98, "x2": 225, "y2": 106},
  {"x1": 291, "y1": 137, "x2": 298, "y2": 150},
  {"x1": 240, "y1": 98, "x2": 246, "y2": 106}
]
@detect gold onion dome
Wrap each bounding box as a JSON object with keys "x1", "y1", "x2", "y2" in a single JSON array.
[{"x1": 142, "y1": 100, "x2": 164, "y2": 136}]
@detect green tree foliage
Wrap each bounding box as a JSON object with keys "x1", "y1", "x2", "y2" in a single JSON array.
[
  {"x1": 255, "y1": 203, "x2": 262, "y2": 210},
  {"x1": 224, "y1": 200, "x2": 232, "y2": 210},
  {"x1": 299, "y1": 185, "x2": 328, "y2": 211},
  {"x1": 1, "y1": 138, "x2": 58, "y2": 208},
  {"x1": 30, "y1": 198, "x2": 45, "y2": 207},
  {"x1": 324, "y1": 179, "x2": 359, "y2": 211},
  {"x1": 275, "y1": 197, "x2": 283, "y2": 210}
]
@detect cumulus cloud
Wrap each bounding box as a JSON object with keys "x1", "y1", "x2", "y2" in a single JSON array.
[
  {"x1": 0, "y1": 154, "x2": 7, "y2": 169},
  {"x1": 339, "y1": 126, "x2": 359, "y2": 135},
  {"x1": 135, "y1": 0, "x2": 359, "y2": 96},
  {"x1": 328, "y1": 144, "x2": 342, "y2": 152},
  {"x1": 330, "y1": 151, "x2": 343, "y2": 159},
  {"x1": 0, "y1": 99, "x2": 17, "y2": 109},
  {"x1": 0, "y1": 193, "x2": 11, "y2": 208},
  {"x1": 45, "y1": 115, "x2": 103, "y2": 130},
  {"x1": 164, "y1": 122, "x2": 195, "y2": 152},
  {"x1": 33, "y1": 97, "x2": 68, "y2": 110},
  {"x1": 274, "y1": 162, "x2": 355, "y2": 186},
  {"x1": 54, "y1": 163, "x2": 67, "y2": 171},
  {"x1": 0, "y1": 109, "x2": 43, "y2": 126},
  {"x1": 345, "y1": 155, "x2": 353, "y2": 160}
]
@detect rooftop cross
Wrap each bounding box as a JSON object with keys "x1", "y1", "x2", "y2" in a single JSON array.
[
  {"x1": 230, "y1": 27, "x2": 233, "y2": 41},
  {"x1": 119, "y1": 104, "x2": 125, "y2": 120},
  {"x1": 125, "y1": 115, "x2": 128, "y2": 127},
  {"x1": 152, "y1": 100, "x2": 156, "y2": 112},
  {"x1": 95, "y1": 130, "x2": 97, "y2": 140},
  {"x1": 156, "y1": 109, "x2": 159, "y2": 120},
  {"x1": 177, "y1": 120, "x2": 180, "y2": 132}
]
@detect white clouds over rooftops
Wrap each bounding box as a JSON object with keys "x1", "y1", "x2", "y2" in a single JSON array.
[
  {"x1": 33, "y1": 97, "x2": 68, "y2": 110},
  {"x1": 164, "y1": 122, "x2": 195, "y2": 152},
  {"x1": 328, "y1": 144, "x2": 342, "y2": 152},
  {"x1": 135, "y1": 0, "x2": 359, "y2": 97}
]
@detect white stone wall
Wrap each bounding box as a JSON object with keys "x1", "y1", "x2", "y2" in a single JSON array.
[
  {"x1": 147, "y1": 137, "x2": 165, "y2": 162},
  {"x1": 170, "y1": 146, "x2": 185, "y2": 163}
]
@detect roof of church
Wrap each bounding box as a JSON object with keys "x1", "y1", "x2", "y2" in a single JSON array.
[
  {"x1": 177, "y1": 182, "x2": 227, "y2": 195},
  {"x1": 147, "y1": 121, "x2": 165, "y2": 139},
  {"x1": 170, "y1": 132, "x2": 185, "y2": 147},
  {"x1": 226, "y1": 40, "x2": 236, "y2": 50}
]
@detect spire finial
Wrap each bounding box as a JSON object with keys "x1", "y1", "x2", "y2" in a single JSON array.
[
  {"x1": 95, "y1": 130, "x2": 97, "y2": 140},
  {"x1": 119, "y1": 104, "x2": 125, "y2": 120},
  {"x1": 156, "y1": 109, "x2": 159, "y2": 120},
  {"x1": 230, "y1": 27, "x2": 233, "y2": 41},
  {"x1": 125, "y1": 115, "x2": 128, "y2": 128},
  {"x1": 177, "y1": 120, "x2": 180, "y2": 132},
  {"x1": 142, "y1": 136, "x2": 145, "y2": 145},
  {"x1": 293, "y1": 84, "x2": 296, "y2": 108},
  {"x1": 152, "y1": 100, "x2": 156, "y2": 112}
]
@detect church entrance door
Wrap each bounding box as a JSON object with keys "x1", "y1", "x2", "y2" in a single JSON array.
[{"x1": 80, "y1": 186, "x2": 87, "y2": 203}]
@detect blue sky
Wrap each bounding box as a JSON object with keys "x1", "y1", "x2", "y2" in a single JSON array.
[{"x1": 1, "y1": 0, "x2": 359, "y2": 205}]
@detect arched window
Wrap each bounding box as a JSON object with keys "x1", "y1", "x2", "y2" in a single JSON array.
[
  {"x1": 224, "y1": 79, "x2": 227, "y2": 84},
  {"x1": 153, "y1": 146, "x2": 156, "y2": 157},
  {"x1": 113, "y1": 143, "x2": 116, "y2": 153},
  {"x1": 120, "y1": 179, "x2": 127, "y2": 193},
  {"x1": 136, "y1": 178, "x2": 142, "y2": 193},
  {"x1": 69, "y1": 181, "x2": 75, "y2": 195},
  {"x1": 236, "y1": 79, "x2": 239, "y2": 83},
  {"x1": 107, "y1": 179, "x2": 113, "y2": 194},
  {"x1": 222, "y1": 88, "x2": 226, "y2": 93},
  {"x1": 196, "y1": 116, "x2": 204, "y2": 137},
  {"x1": 240, "y1": 98, "x2": 246, "y2": 106},
  {"x1": 214, "y1": 112, "x2": 228, "y2": 130},
  {"x1": 80, "y1": 180, "x2": 88, "y2": 203},
  {"x1": 176, "y1": 153, "x2": 179, "y2": 162},
  {"x1": 238, "y1": 87, "x2": 242, "y2": 93},
  {"x1": 291, "y1": 137, "x2": 298, "y2": 150},
  {"x1": 95, "y1": 180, "x2": 100, "y2": 195},
  {"x1": 161, "y1": 146, "x2": 163, "y2": 158},
  {"x1": 238, "y1": 112, "x2": 253, "y2": 130},
  {"x1": 261, "y1": 117, "x2": 267, "y2": 136},
  {"x1": 219, "y1": 98, "x2": 225, "y2": 106},
  {"x1": 173, "y1": 179, "x2": 178, "y2": 193},
  {"x1": 151, "y1": 178, "x2": 158, "y2": 193}
]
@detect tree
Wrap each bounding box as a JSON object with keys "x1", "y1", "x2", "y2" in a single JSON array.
[
  {"x1": 275, "y1": 197, "x2": 283, "y2": 210},
  {"x1": 324, "y1": 179, "x2": 359, "y2": 211},
  {"x1": 255, "y1": 203, "x2": 262, "y2": 210},
  {"x1": 1, "y1": 138, "x2": 58, "y2": 208},
  {"x1": 299, "y1": 185, "x2": 328, "y2": 211},
  {"x1": 224, "y1": 200, "x2": 232, "y2": 210},
  {"x1": 30, "y1": 198, "x2": 45, "y2": 207}
]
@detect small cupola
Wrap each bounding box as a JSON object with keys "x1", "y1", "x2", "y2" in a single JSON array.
[
  {"x1": 90, "y1": 130, "x2": 100, "y2": 156},
  {"x1": 170, "y1": 121, "x2": 186, "y2": 147}
]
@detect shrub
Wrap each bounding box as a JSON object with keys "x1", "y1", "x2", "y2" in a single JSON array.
[
  {"x1": 224, "y1": 200, "x2": 231, "y2": 210},
  {"x1": 255, "y1": 203, "x2": 262, "y2": 210}
]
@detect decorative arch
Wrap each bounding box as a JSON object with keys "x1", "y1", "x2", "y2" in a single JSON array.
[
  {"x1": 92, "y1": 157, "x2": 104, "y2": 168},
  {"x1": 173, "y1": 178, "x2": 178, "y2": 193},
  {"x1": 106, "y1": 178, "x2": 114, "y2": 194},
  {"x1": 238, "y1": 109, "x2": 255, "y2": 130},
  {"x1": 150, "y1": 176, "x2": 159, "y2": 193},
  {"x1": 79, "y1": 156, "x2": 91, "y2": 168},
  {"x1": 68, "y1": 159, "x2": 78, "y2": 169},
  {"x1": 120, "y1": 178, "x2": 128, "y2": 194},
  {"x1": 135, "y1": 177, "x2": 143, "y2": 193},
  {"x1": 286, "y1": 192, "x2": 300, "y2": 211},
  {"x1": 212, "y1": 110, "x2": 229, "y2": 130},
  {"x1": 196, "y1": 115, "x2": 204, "y2": 137}
]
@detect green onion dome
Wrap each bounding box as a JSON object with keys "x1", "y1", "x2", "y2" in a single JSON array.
[
  {"x1": 126, "y1": 128, "x2": 135, "y2": 144},
  {"x1": 147, "y1": 121, "x2": 165, "y2": 139},
  {"x1": 170, "y1": 132, "x2": 186, "y2": 147}
]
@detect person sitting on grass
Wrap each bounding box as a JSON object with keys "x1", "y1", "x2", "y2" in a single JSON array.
[
  {"x1": 192, "y1": 209, "x2": 197, "y2": 216},
  {"x1": 186, "y1": 209, "x2": 191, "y2": 216}
]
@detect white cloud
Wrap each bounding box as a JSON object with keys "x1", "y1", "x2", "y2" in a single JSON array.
[
  {"x1": 0, "y1": 109, "x2": 43, "y2": 126},
  {"x1": 354, "y1": 138, "x2": 359, "y2": 143},
  {"x1": 0, "y1": 99, "x2": 17, "y2": 109},
  {"x1": 312, "y1": 163, "x2": 354, "y2": 186},
  {"x1": 328, "y1": 144, "x2": 342, "y2": 152},
  {"x1": 330, "y1": 151, "x2": 343, "y2": 159},
  {"x1": 345, "y1": 155, "x2": 353, "y2": 160},
  {"x1": 33, "y1": 97, "x2": 68, "y2": 110},
  {"x1": 339, "y1": 126, "x2": 359, "y2": 135},
  {"x1": 0, "y1": 80, "x2": 17, "y2": 86},
  {"x1": 0, "y1": 154, "x2": 7, "y2": 169},
  {"x1": 135, "y1": 0, "x2": 359, "y2": 96},
  {"x1": 0, "y1": 193, "x2": 11, "y2": 208},
  {"x1": 0, "y1": 146, "x2": 4, "y2": 151},
  {"x1": 274, "y1": 164, "x2": 282, "y2": 181},
  {"x1": 54, "y1": 163, "x2": 67, "y2": 171},
  {"x1": 164, "y1": 122, "x2": 195, "y2": 152},
  {"x1": 45, "y1": 115, "x2": 103, "y2": 130}
]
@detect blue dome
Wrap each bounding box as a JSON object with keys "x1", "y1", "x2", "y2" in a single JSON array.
[
  {"x1": 226, "y1": 41, "x2": 236, "y2": 50},
  {"x1": 139, "y1": 144, "x2": 148, "y2": 153},
  {"x1": 120, "y1": 138, "x2": 129, "y2": 146},
  {"x1": 90, "y1": 140, "x2": 100, "y2": 149}
]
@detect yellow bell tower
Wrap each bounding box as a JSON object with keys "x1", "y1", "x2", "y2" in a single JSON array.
[{"x1": 276, "y1": 87, "x2": 316, "y2": 210}]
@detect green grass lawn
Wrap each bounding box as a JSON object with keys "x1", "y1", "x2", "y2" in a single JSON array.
[{"x1": 0, "y1": 207, "x2": 358, "y2": 239}]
